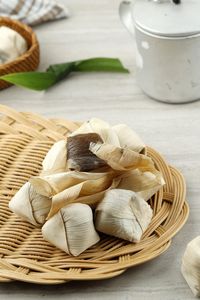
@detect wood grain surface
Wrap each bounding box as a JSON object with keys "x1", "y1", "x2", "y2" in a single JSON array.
[{"x1": 0, "y1": 0, "x2": 199, "y2": 299}]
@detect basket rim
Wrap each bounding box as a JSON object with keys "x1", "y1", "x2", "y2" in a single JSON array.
[{"x1": 0, "y1": 17, "x2": 39, "y2": 71}]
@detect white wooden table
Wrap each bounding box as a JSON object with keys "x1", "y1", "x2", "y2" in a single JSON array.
[{"x1": 0, "y1": 0, "x2": 199, "y2": 299}]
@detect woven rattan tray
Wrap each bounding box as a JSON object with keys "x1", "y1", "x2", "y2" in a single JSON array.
[
  {"x1": 0, "y1": 17, "x2": 40, "y2": 90},
  {"x1": 0, "y1": 105, "x2": 189, "y2": 284}
]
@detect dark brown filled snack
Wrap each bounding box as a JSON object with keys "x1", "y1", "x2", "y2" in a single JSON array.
[{"x1": 67, "y1": 133, "x2": 107, "y2": 171}]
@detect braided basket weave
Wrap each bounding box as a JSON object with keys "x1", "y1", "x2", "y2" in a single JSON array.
[
  {"x1": 0, "y1": 105, "x2": 189, "y2": 284},
  {"x1": 0, "y1": 17, "x2": 40, "y2": 90}
]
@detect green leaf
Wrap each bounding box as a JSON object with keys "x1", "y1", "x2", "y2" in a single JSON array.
[
  {"x1": 0, "y1": 57, "x2": 129, "y2": 91},
  {"x1": 74, "y1": 58, "x2": 129, "y2": 73},
  {"x1": 47, "y1": 62, "x2": 76, "y2": 81},
  {"x1": 0, "y1": 72, "x2": 56, "y2": 91}
]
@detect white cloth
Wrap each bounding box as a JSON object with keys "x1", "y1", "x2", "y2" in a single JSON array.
[{"x1": 0, "y1": 0, "x2": 69, "y2": 26}]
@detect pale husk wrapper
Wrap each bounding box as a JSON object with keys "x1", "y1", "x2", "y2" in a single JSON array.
[
  {"x1": 89, "y1": 141, "x2": 164, "y2": 202},
  {"x1": 50, "y1": 176, "x2": 121, "y2": 215},
  {"x1": 95, "y1": 189, "x2": 153, "y2": 243},
  {"x1": 117, "y1": 169, "x2": 165, "y2": 201},
  {"x1": 30, "y1": 171, "x2": 114, "y2": 197},
  {"x1": 112, "y1": 124, "x2": 145, "y2": 153},
  {"x1": 89, "y1": 142, "x2": 154, "y2": 172},
  {"x1": 42, "y1": 203, "x2": 100, "y2": 256},
  {"x1": 41, "y1": 140, "x2": 67, "y2": 175},
  {"x1": 47, "y1": 172, "x2": 116, "y2": 218},
  {"x1": 9, "y1": 182, "x2": 51, "y2": 226},
  {"x1": 181, "y1": 236, "x2": 200, "y2": 297}
]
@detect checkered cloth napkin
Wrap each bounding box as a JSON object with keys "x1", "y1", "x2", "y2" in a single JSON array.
[{"x1": 0, "y1": 0, "x2": 69, "y2": 26}]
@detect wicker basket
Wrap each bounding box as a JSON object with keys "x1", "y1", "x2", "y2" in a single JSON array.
[
  {"x1": 0, "y1": 105, "x2": 189, "y2": 284},
  {"x1": 0, "y1": 17, "x2": 40, "y2": 90}
]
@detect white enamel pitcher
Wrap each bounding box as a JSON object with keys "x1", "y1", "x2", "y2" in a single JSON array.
[{"x1": 119, "y1": 0, "x2": 200, "y2": 103}]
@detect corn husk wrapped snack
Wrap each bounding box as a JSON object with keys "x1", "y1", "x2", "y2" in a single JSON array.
[
  {"x1": 9, "y1": 141, "x2": 68, "y2": 226},
  {"x1": 95, "y1": 189, "x2": 153, "y2": 242},
  {"x1": 181, "y1": 236, "x2": 200, "y2": 297},
  {"x1": 9, "y1": 118, "x2": 165, "y2": 256},
  {"x1": 9, "y1": 182, "x2": 51, "y2": 226},
  {"x1": 42, "y1": 203, "x2": 100, "y2": 256}
]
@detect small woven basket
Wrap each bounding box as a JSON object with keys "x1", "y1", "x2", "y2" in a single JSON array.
[
  {"x1": 0, "y1": 105, "x2": 189, "y2": 284},
  {"x1": 0, "y1": 17, "x2": 40, "y2": 90}
]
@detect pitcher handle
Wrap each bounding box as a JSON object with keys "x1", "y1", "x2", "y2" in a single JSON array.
[{"x1": 119, "y1": 1, "x2": 135, "y2": 35}]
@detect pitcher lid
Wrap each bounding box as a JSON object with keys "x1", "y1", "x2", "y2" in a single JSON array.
[{"x1": 133, "y1": 0, "x2": 200, "y2": 37}]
